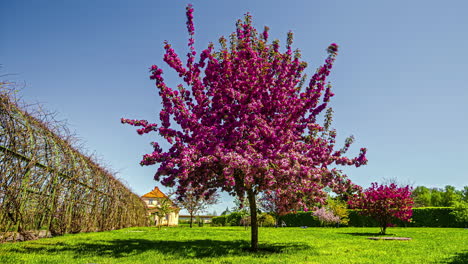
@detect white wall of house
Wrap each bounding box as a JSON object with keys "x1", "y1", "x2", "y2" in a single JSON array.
[
  {"x1": 141, "y1": 197, "x2": 179, "y2": 226},
  {"x1": 152, "y1": 211, "x2": 179, "y2": 226}
]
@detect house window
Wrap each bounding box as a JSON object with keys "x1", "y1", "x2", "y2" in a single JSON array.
[{"x1": 148, "y1": 199, "x2": 153, "y2": 205}]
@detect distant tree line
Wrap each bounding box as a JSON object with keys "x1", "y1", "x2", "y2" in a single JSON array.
[{"x1": 411, "y1": 185, "x2": 468, "y2": 207}]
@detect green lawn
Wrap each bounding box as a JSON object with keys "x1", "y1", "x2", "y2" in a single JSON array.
[{"x1": 0, "y1": 227, "x2": 466, "y2": 263}]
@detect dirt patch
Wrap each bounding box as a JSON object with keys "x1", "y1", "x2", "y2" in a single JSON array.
[
  {"x1": 1, "y1": 230, "x2": 52, "y2": 243},
  {"x1": 368, "y1": 237, "x2": 411, "y2": 241}
]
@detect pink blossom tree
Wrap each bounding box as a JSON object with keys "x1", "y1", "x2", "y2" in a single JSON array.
[
  {"x1": 122, "y1": 5, "x2": 367, "y2": 250},
  {"x1": 349, "y1": 183, "x2": 413, "y2": 235},
  {"x1": 312, "y1": 207, "x2": 340, "y2": 226}
]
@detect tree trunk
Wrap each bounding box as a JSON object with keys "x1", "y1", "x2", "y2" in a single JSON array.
[
  {"x1": 380, "y1": 225, "x2": 386, "y2": 235},
  {"x1": 380, "y1": 219, "x2": 387, "y2": 235},
  {"x1": 190, "y1": 213, "x2": 193, "y2": 228},
  {"x1": 379, "y1": 217, "x2": 388, "y2": 235},
  {"x1": 247, "y1": 188, "x2": 258, "y2": 251}
]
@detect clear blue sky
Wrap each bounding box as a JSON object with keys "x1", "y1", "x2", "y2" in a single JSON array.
[{"x1": 2, "y1": 0, "x2": 467, "y2": 215}]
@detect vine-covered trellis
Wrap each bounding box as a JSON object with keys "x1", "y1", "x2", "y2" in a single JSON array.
[{"x1": 0, "y1": 84, "x2": 148, "y2": 240}]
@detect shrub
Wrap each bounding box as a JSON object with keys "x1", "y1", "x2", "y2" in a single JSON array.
[
  {"x1": 327, "y1": 199, "x2": 349, "y2": 225},
  {"x1": 450, "y1": 202, "x2": 468, "y2": 227},
  {"x1": 226, "y1": 212, "x2": 244, "y2": 226},
  {"x1": 258, "y1": 213, "x2": 276, "y2": 227},
  {"x1": 212, "y1": 215, "x2": 227, "y2": 226}
]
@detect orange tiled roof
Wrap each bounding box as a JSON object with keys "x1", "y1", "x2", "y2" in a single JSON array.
[{"x1": 141, "y1": 187, "x2": 168, "y2": 198}]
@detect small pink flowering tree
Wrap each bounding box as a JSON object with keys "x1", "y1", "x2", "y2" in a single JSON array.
[
  {"x1": 312, "y1": 207, "x2": 340, "y2": 226},
  {"x1": 122, "y1": 5, "x2": 367, "y2": 250},
  {"x1": 349, "y1": 183, "x2": 413, "y2": 235}
]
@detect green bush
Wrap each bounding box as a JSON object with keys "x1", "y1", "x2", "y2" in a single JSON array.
[
  {"x1": 226, "y1": 212, "x2": 244, "y2": 226},
  {"x1": 327, "y1": 199, "x2": 350, "y2": 225},
  {"x1": 258, "y1": 213, "x2": 276, "y2": 227},
  {"x1": 212, "y1": 215, "x2": 226, "y2": 226},
  {"x1": 213, "y1": 213, "x2": 274, "y2": 227},
  {"x1": 212, "y1": 212, "x2": 247, "y2": 226},
  {"x1": 279, "y1": 212, "x2": 322, "y2": 227},
  {"x1": 450, "y1": 202, "x2": 468, "y2": 227}
]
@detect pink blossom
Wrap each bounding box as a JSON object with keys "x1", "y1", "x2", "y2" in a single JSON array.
[{"x1": 349, "y1": 182, "x2": 414, "y2": 234}]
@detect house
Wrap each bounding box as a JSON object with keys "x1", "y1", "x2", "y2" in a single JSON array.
[{"x1": 141, "y1": 187, "x2": 179, "y2": 226}]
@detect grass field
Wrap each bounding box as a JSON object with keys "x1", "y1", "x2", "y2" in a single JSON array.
[{"x1": 0, "y1": 227, "x2": 466, "y2": 263}]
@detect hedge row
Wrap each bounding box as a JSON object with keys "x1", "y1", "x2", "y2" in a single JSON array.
[
  {"x1": 280, "y1": 207, "x2": 462, "y2": 228},
  {"x1": 348, "y1": 207, "x2": 464, "y2": 228},
  {"x1": 411, "y1": 207, "x2": 464, "y2": 227},
  {"x1": 215, "y1": 207, "x2": 463, "y2": 228},
  {"x1": 212, "y1": 212, "x2": 275, "y2": 227},
  {"x1": 278, "y1": 212, "x2": 322, "y2": 227},
  {"x1": 213, "y1": 212, "x2": 323, "y2": 227},
  {"x1": 212, "y1": 212, "x2": 245, "y2": 226}
]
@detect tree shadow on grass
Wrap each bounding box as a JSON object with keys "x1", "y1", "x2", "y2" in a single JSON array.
[
  {"x1": 6, "y1": 239, "x2": 311, "y2": 259},
  {"x1": 338, "y1": 232, "x2": 395, "y2": 237},
  {"x1": 441, "y1": 251, "x2": 468, "y2": 264}
]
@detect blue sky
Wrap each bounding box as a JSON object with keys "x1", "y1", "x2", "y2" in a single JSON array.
[{"x1": 2, "y1": 0, "x2": 467, "y2": 214}]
